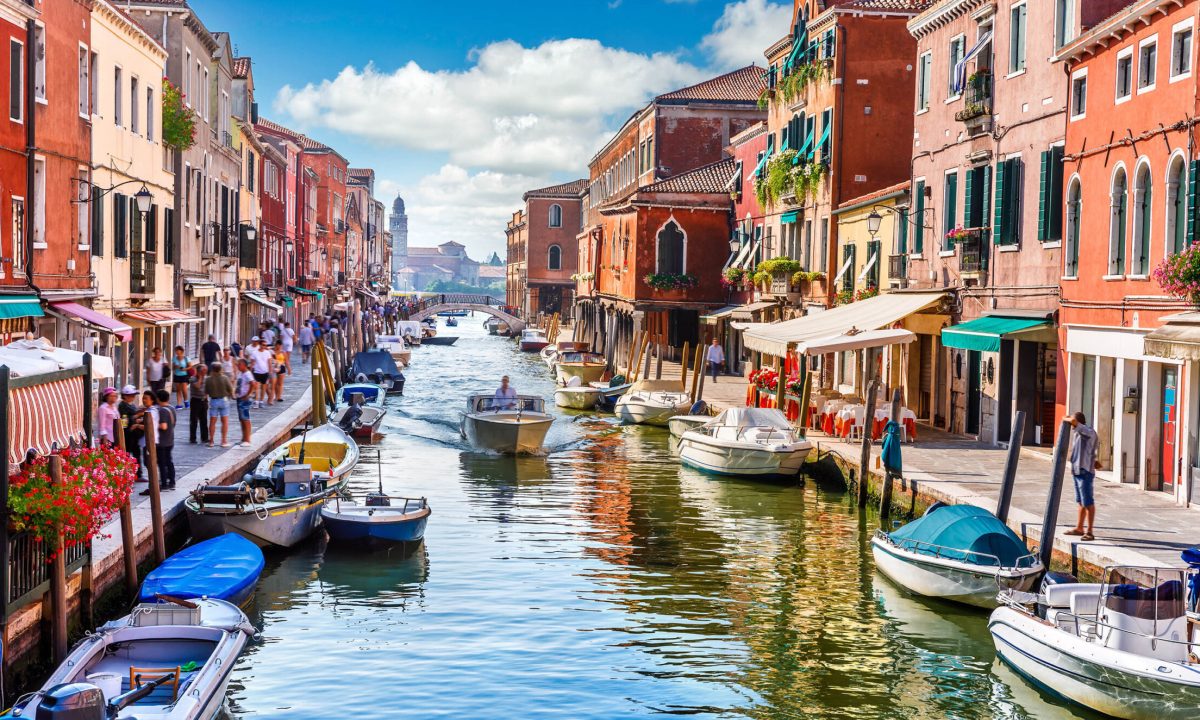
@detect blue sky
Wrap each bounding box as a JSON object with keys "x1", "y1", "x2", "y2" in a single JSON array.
[{"x1": 191, "y1": 0, "x2": 791, "y2": 261}]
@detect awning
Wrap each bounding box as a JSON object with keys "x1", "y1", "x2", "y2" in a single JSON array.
[
  {"x1": 797, "y1": 328, "x2": 915, "y2": 356},
  {"x1": 355, "y1": 286, "x2": 379, "y2": 302},
  {"x1": 940, "y1": 315, "x2": 1050, "y2": 353},
  {"x1": 701, "y1": 305, "x2": 739, "y2": 324},
  {"x1": 953, "y1": 31, "x2": 993, "y2": 95},
  {"x1": 333, "y1": 301, "x2": 353, "y2": 312},
  {"x1": 242, "y1": 292, "x2": 283, "y2": 313},
  {"x1": 121, "y1": 309, "x2": 205, "y2": 327},
  {"x1": 288, "y1": 285, "x2": 324, "y2": 299},
  {"x1": 1145, "y1": 315, "x2": 1200, "y2": 360},
  {"x1": 185, "y1": 278, "x2": 217, "y2": 298},
  {"x1": 7, "y1": 375, "x2": 86, "y2": 464},
  {"x1": 740, "y1": 291, "x2": 946, "y2": 356},
  {"x1": 780, "y1": 211, "x2": 798, "y2": 225},
  {"x1": 732, "y1": 301, "x2": 779, "y2": 320},
  {"x1": 0, "y1": 293, "x2": 44, "y2": 320},
  {"x1": 48, "y1": 302, "x2": 132, "y2": 342}
]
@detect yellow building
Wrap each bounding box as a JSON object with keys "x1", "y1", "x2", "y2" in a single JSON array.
[
  {"x1": 90, "y1": 0, "x2": 178, "y2": 387},
  {"x1": 832, "y1": 181, "x2": 910, "y2": 302}
]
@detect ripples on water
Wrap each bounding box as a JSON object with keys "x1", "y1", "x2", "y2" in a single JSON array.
[{"x1": 225, "y1": 320, "x2": 1094, "y2": 719}]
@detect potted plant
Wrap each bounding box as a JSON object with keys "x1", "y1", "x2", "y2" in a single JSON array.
[
  {"x1": 1153, "y1": 243, "x2": 1200, "y2": 305},
  {"x1": 752, "y1": 270, "x2": 772, "y2": 292},
  {"x1": 722, "y1": 267, "x2": 746, "y2": 288}
]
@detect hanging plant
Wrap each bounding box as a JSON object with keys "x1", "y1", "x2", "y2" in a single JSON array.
[
  {"x1": 644, "y1": 273, "x2": 699, "y2": 291},
  {"x1": 1154, "y1": 243, "x2": 1200, "y2": 305},
  {"x1": 162, "y1": 78, "x2": 197, "y2": 151},
  {"x1": 722, "y1": 267, "x2": 747, "y2": 286}
]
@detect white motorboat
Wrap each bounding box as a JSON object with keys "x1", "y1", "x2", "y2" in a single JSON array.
[
  {"x1": 540, "y1": 345, "x2": 558, "y2": 367},
  {"x1": 460, "y1": 394, "x2": 553, "y2": 453},
  {"x1": 374, "y1": 334, "x2": 412, "y2": 366},
  {"x1": 677, "y1": 408, "x2": 812, "y2": 478},
  {"x1": 518, "y1": 329, "x2": 550, "y2": 352},
  {"x1": 872, "y1": 504, "x2": 1043, "y2": 608},
  {"x1": 554, "y1": 377, "x2": 603, "y2": 410},
  {"x1": 10, "y1": 599, "x2": 255, "y2": 720},
  {"x1": 554, "y1": 351, "x2": 607, "y2": 386},
  {"x1": 990, "y1": 566, "x2": 1200, "y2": 719},
  {"x1": 614, "y1": 379, "x2": 693, "y2": 426},
  {"x1": 395, "y1": 321, "x2": 423, "y2": 347},
  {"x1": 668, "y1": 414, "x2": 712, "y2": 438}
]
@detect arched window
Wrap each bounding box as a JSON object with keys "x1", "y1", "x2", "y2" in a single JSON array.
[
  {"x1": 549, "y1": 204, "x2": 562, "y2": 228},
  {"x1": 1064, "y1": 178, "x2": 1081, "y2": 277},
  {"x1": 1167, "y1": 156, "x2": 1187, "y2": 256},
  {"x1": 656, "y1": 219, "x2": 685, "y2": 275},
  {"x1": 548, "y1": 244, "x2": 561, "y2": 270},
  {"x1": 1132, "y1": 162, "x2": 1152, "y2": 275},
  {"x1": 1109, "y1": 168, "x2": 1128, "y2": 275}
]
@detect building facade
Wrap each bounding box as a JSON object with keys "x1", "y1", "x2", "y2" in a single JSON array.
[{"x1": 507, "y1": 179, "x2": 585, "y2": 319}]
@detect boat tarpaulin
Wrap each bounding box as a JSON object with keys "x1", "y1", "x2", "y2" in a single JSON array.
[
  {"x1": 740, "y1": 291, "x2": 945, "y2": 357},
  {"x1": 705, "y1": 407, "x2": 792, "y2": 431},
  {"x1": 889, "y1": 505, "x2": 1030, "y2": 567},
  {"x1": 138, "y1": 533, "x2": 264, "y2": 603},
  {"x1": 48, "y1": 302, "x2": 132, "y2": 342},
  {"x1": 350, "y1": 349, "x2": 403, "y2": 380},
  {"x1": 940, "y1": 316, "x2": 1049, "y2": 353}
]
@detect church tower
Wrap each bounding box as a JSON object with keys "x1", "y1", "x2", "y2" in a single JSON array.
[{"x1": 389, "y1": 195, "x2": 408, "y2": 287}]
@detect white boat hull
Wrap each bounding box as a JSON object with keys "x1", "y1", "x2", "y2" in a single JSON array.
[
  {"x1": 678, "y1": 433, "x2": 811, "y2": 477},
  {"x1": 556, "y1": 363, "x2": 606, "y2": 385},
  {"x1": 461, "y1": 412, "x2": 553, "y2": 453},
  {"x1": 989, "y1": 606, "x2": 1200, "y2": 720},
  {"x1": 554, "y1": 387, "x2": 603, "y2": 410},
  {"x1": 871, "y1": 536, "x2": 1042, "y2": 608},
  {"x1": 668, "y1": 415, "x2": 713, "y2": 437},
  {"x1": 614, "y1": 393, "x2": 691, "y2": 426}
]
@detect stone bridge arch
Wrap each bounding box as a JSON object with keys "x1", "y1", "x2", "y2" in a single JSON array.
[{"x1": 408, "y1": 295, "x2": 526, "y2": 333}]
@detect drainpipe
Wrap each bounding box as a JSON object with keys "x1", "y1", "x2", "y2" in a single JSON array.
[{"x1": 24, "y1": 19, "x2": 38, "y2": 297}]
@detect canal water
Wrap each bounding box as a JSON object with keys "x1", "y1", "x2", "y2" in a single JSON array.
[{"x1": 225, "y1": 319, "x2": 1095, "y2": 719}]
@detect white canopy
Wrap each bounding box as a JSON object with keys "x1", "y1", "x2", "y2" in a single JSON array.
[
  {"x1": 396, "y1": 321, "x2": 423, "y2": 338},
  {"x1": 796, "y1": 328, "x2": 915, "y2": 356},
  {"x1": 705, "y1": 407, "x2": 792, "y2": 431},
  {"x1": 0, "y1": 338, "x2": 115, "y2": 378},
  {"x1": 739, "y1": 291, "x2": 945, "y2": 357}
]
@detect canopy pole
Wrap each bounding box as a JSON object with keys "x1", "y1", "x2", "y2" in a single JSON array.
[
  {"x1": 1038, "y1": 420, "x2": 1072, "y2": 570},
  {"x1": 997, "y1": 411, "x2": 1026, "y2": 524}
]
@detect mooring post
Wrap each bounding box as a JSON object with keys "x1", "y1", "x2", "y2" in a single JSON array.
[
  {"x1": 48, "y1": 456, "x2": 67, "y2": 663},
  {"x1": 997, "y1": 411, "x2": 1027, "y2": 524},
  {"x1": 1038, "y1": 419, "x2": 1073, "y2": 570},
  {"x1": 115, "y1": 419, "x2": 138, "y2": 599},
  {"x1": 143, "y1": 415, "x2": 166, "y2": 565},
  {"x1": 857, "y1": 358, "x2": 879, "y2": 508},
  {"x1": 879, "y1": 388, "x2": 902, "y2": 522}
]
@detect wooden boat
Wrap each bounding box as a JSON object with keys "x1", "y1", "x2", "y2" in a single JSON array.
[
  {"x1": 374, "y1": 334, "x2": 412, "y2": 366},
  {"x1": 678, "y1": 408, "x2": 812, "y2": 478},
  {"x1": 554, "y1": 351, "x2": 606, "y2": 385},
  {"x1": 138, "y1": 534, "x2": 264, "y2": 608},
  {"x1": 395, "y1": 321, "x2": 422, "y2": 347},
  {"x1": 445, "y1": 317, "x2": 458, "y2": 327},
  {"x1": 555, "y1": 341, "x2": 590, "y2": 353},
  {"x1": 614, "y1": 379, "x2": 692, "y2": 426},
  {"x1": 322, "y1": 495, "x2": 431, "y2": 546},
  {"x1": 872, "y1": 504, "x2": 1042, "y2": 608},
  {"x1": 990, "y1": 566, "x2": 1200, "y2": 719},
  {"x1": 331, "y1": 397, "x2": 387, "y2": 440},
  {"x1": 185, "y1": 424, "x2": 359, "y2": 548},
  {"x1": 9, "y1": 599, "x2": 254, "y2": 720},
  {"x1": 437, "y1": 309, "x2": 469, "y2": 317},
  {"x1": 460, "y1": 394, "x2": 553, "y2": 453},
  {"x1": 422, "y1": 335, "x2": 459, "y2": 346},
  {"x1": 518, "y1": 328, "x2": 550, "y2": 352},
  {"x1": 348, "y1": 350, "x2": 405, "y2": 394}
]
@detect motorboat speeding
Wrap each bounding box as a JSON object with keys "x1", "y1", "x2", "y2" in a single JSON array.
[{"x1": 460, "y1": 376, "x2": 553, "y2": 453}]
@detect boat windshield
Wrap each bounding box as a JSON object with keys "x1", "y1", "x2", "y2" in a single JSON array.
[
  {"x1": 1103, "y1": 567, "x2": 1187, "y2": 621},
  {"x1": 472, "y1": 395, "x2": 544, "y2": 413}
]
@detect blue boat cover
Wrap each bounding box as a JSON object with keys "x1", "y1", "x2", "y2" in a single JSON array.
[
  {"x1": 1182, "y1": 547, "x2": 1200, "y2": 567},
  {"x1": 338, "y1": 383, "x2": 384, "y2": 405},
  {"x1": 888, "y1": 505, "x2": 1031, "y2": 568},
  {"x1": 138, "y1": 534, "x2": 265, "y2": 603}
]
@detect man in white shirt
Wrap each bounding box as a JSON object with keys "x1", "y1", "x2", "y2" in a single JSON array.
[
  {"x1": 281, "y1": 322, "x2": 295, "y2": 354},
  {"x1": 261, "y1": 324, "x2": 276, "y2": 346},
  {"x1": 706, "y1": 338, "x2": 726, "y2": 382},
  {"x1": 249, "y1": 338, "x2": 273, "y2": 407},
  {"x1": 493, "y1": 375, "x2": 518, "y2": 410}
]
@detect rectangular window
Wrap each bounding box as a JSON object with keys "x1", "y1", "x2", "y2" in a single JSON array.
[
  {"x1": 943, "y1": 171, "x2": 959, "y2": 246},
  {"x1": 203, "y1": 68, "x2": 210, "y2": 123},
  {"x1": 183, "y1": 50, "x2": 191, "y2": 107},
  {"x1": 11, "y1": 197, "x2": 22, "y2": 273},
  {"x1": 89, "y1": 52, "x2": 98, "y2": 115},
  {"x1": 90, "y1": 185, "x2": 103, "y2": 256},
  {"x1": 9, "y1": 39, "x2": 22, "y2": 122},
  {"x1": 33, "y1": 24, "x2": 44, "y2": 102},
  {"x1": 1038, "y1": 146, "x2": 1065, "y2": 241},
  {"x1": 145, "y1": 203, "x2": 157, "y2": 254},
  {"x1": 1116, "y1": 50, "x2": 1133, "y2": 100},
  {"x1": 130, "y1": 76, "x2": 139, "y2": 134},
  {"x1": 1172, "y1": 25, "x2": 1193, "y2": 78},
  {"x1": 914, "y1": 180, "x2": 925, "y2": 254},
  {"x1": 146, "y1": 87, "x2": 154, "y2": 141},
  {"x1": 114, "y1": 66, "x2": 123, "y2": 126},
  {"x1": 1139, "y1": 39, "x2": 1157, "y2": 89},
  {"x1": 76, "y1": 168, "x2": 88, "y2": 247},
  {"x1": 948, "y1": 36, "x2": 965, "y2": 96},
  {"x1": 78, "y1": 45, "x2": 88, "y2": 117},
  {"x1": 993, "y1": 156, "x2": 1024, "y2": 245},
  {"x1": 917, "y1": 52, "x2": 932, "y2": 110},
  {"x1": 32, "y1": 157, "x2": 44, "y2": 247},
  {"x1": 164, "y1": 207, "x2": 175, "y2": 265},
  {"x1": 1055, "y1": 0, "x2": 1075, "y2": 48},
  {"x1": 1070, "y1": 72, "x2": 1087, "y2": 118},
  {"x1": 1009, "y1": 4, "x2": 1027, "y2": 73},
  {"x1": 113, "y1": 192, "x2": 126, "y2": 258}
]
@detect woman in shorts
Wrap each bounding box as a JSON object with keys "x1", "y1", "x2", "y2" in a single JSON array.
[{"x1": 272, "y1": 341, "x2": 288, "y2": 402}]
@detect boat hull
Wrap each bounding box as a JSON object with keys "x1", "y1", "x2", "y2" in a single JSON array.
[
  {"x1": 322, "y1": 506, "x2": 430, "y2": 545},
  {"x1": 520, "y1": 340, "x2": 550, "y2": 352},
  {"x1": 187, "y1": 492, "x2": 333, "y2": 548},
  {"x1": 423, "y1": 336, "x2": 458, "y2": 346},
  {"x1": 556, "y1": 363, "x2": 606, "y2": 385},
  {"x1": 461, "y1": 413, "x2": 553, "y2": 453},
  {"x1": 615, "y1": 395, "x2": 691, "y2": 426},
  {"x1": 989, "y1": 606, "x2": 1200, "y2": 720},
  {"x1": 871, "y1": 536, "x2": 1041, "y2": 608},
  {"x1": 554, "y1": 387, "x2": 602, "y2": 410},
  {"x1": 678, "y1": 435, "x2": 811, "y2": 477},
  {"x1": 668, "y1": 415, "x2": 711, "y2": 437}
]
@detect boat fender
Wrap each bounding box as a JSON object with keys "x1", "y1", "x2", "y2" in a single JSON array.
[{"x1": 251, "y1": 487, "x2": 269, "y2": 504}]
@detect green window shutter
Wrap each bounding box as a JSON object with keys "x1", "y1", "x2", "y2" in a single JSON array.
[
  {"x1": 91, "y1": 186, "x2": 103, "y2": 257},
  {"x1": 1048, "y1": 146, "x2": 1065, "y2": 241},
  {"x1": 914, "y1": 182, "x2": 925, "y2": 254},
  {"x1": 898, "y1": 208, "x2": 908, "y2": 255},
  {"x1": 964, "y1": 167, "x2": 975, "y2": 229},
  {"x1": 1037, "y1": 150, "x2": 1050, "y2": 241},
  {"x1": 993, "y1": 161, "x2": 1007, "y2": 245},
  {"x1": 1189, "y1": 159, "x2": 1199, "y2": 245},
  {"x1": 843, "y1": 243, "x2": 856, "y2": 293}
]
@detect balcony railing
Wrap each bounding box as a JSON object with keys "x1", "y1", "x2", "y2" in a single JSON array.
[
  {"x1": 222, "y1": 130, "x2": 233, "y2": 148},
  {"x1": 204, "y1": 223, "x2": 239, "y2": 258},
  {"x1": 7, "y1": 530, "x2": 89, "y2": 614},
  {"x1": 130, "y1": 250, "x2": 156, "y2": 296},
  {"x1": 957, "y1": 228, "x2": 988, "y2": 274},
  {"x1": 954, "y1": 71, "x2": 992, "y2": 123}
]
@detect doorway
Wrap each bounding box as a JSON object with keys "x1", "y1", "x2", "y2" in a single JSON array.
[
  {"x1": 1161, "y1": 365, "x2": 1178, "y2": 495},
  {"x1": 967, "y1": 350, "x2": 981, "y2": 435}
]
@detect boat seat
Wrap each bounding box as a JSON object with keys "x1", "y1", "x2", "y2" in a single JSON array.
[
  {"x1": 1069, "y1": 590, "x2": 1102, "y2": 617},
  {"x1": 129, "y1": 666, "x2": 181, "y2": 702},
  {"x1": 1042, "y1": 583, "x2": 1104, "y2": 608}
]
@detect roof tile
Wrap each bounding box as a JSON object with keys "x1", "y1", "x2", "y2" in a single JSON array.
[
  {"x1": 232, "y1": 57, "x2": 250, "y2": 79},
  {"x1": 656, "y1": 66, "x2": 766, "y2": 104},
  {"x1": 524, "y1": 179, "x2": 587, "y2": 199},
  {"x1": 641, "y1": 158, "x2": 736, "y2": 194}
]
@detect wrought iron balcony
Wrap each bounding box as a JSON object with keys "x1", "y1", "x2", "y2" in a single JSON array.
[
  {"x1": 957, "y1": 228, "x2": 988, "y2": 274},
  {"x1": 130, "y1": 250, "x2": 156, "y2": 296},
  {"x1": 954, "y1": 71, "x2": 992, "y2": 123}
]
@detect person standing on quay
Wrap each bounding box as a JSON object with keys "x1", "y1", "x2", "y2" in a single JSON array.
[
  {"x1": 201, "y1": 334, "x2": 222, "y2": 367},
  {"x1": 171, "y1": 345, "x2": 192, "y2": 409},
  {"x1": 235, "y1": 358, "x2": 257, "y2": 447},
  {"x1": 96, "y1": 387, "x2": 120, "y2": 446},
  {"x1": 205, "y1": 362, "x2": 234, "y2": 448},
  {"x1": 118, "y1": 385, "x2": 144, "y2": 478},
  {"x1": 706, "y1": 337, "x2": 726, "y2": 383},
  {"x1": 249, "y1": 338, "x2": 273, "y2": 407},
  {"x1": 1065, "y1": 411, "x2": 1099, "y2": 541},
  {"x1": 146, "y1": 390, "x2": 177, "y2": 493},
  {"x1": 145, "y1": 347, "x2": 168, "y2": 394},
  {"x1": 298, "y1": 322, "x2": 315, "y2": 364},
  {"x1": 189, "y1": 363, "x2": 210, "y2": 445}
]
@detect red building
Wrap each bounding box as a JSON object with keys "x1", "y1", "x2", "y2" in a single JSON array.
[
  {"x1": 1058, "y1": 0, "x2": 1199, "y2": 504},
  {"x1": 259, "y1": 142, "x2": 286, "y2": 293},
  {"x1": 0, "y1": 1, "x2": 33, "y2": 333},
  {"x1": 506, "y1": 179, "x2": 585, "y2": 320}
]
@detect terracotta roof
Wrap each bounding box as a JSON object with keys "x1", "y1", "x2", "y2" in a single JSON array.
[
  {"x1": 524, "y1": 179, "x2": 587, "y2": 200},
  {"x1": 348, "y1": 168, "x2": 374, "y2": 179},
  {"x1": 842, "y1": 0, "x2": 932, "y2": 11},
  {"x1": 836, "y1": 180, "x2": 910, "y2": 212},
  {"x1": 256, "y1": 117, "x2": 332, "y2": 152},
  {"x1": 642, "y1": 158, "x2": 736, "y2": 194},
  {"x1": 232, "y1": 57, "x2": 250, "y2": 79},
  {"x1": 656, "y1": 66, "x2": 765, "y2": 104}
]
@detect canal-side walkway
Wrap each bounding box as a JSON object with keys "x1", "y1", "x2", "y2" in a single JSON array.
[{"x1": 641, "y1": 355, "x2": 1198, "y2": 576}]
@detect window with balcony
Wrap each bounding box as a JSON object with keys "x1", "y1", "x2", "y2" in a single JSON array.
[
  {"x1": 1172, "y1": 24, "x2": 1193, "y2": 79},
  {"x1": 548, "y1": 244, "x2": 561, "y2": 270},
  {"x1": 1109, "y1": 168, "x2": 1128, "y2": 275},
  {"x1": 1116, "y1": 50, "x2": 1133, "y2": 101},
  {"x1": 1070, "y1": 72, "x2": 1087, "y2": 119},
  {"x1": 549, "y1": 204, "x2": 562, "y2": 228},
  {"x1": 964, "y1": 163, "x2": 992, "y2": 230},
  {"x1": 1064, "y1": 178, "x2": 1080, "y2": 276},
  {"x1": 1138, "y1": 39, "x2": 1157, "y2": 90},
  {"x1": 1131, "y1": 163, "x2": 1152, "y2": 275},
  {"x1": 1009, "y1": 3, "x2": 1027, "y2": 73}
]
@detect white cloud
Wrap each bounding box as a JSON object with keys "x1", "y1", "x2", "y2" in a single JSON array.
[{"x1": 700, "y1": 0, "x2": 792, "y2": 71}]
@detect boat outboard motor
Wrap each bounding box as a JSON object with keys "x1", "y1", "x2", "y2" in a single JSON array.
[{"x1": 33, "y1": 683, "x2": 105, "y2": 720}]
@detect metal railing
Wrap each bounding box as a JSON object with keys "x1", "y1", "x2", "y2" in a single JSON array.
[
  {"x1": 957, "y1": 229, "x2": 987, "y2": 273},
  {"x1": 130, "y1": 250, "x2": 156, "y2": 295},
  {"x1": 874, "y1": 529, "x2": 1041, "y2": 570},
  {"x1": 955, "y1": 71, "x2": 992, "y2": 122},
  {"x1": 7, "y1": 531, "x2": 89, "y2": 612}
]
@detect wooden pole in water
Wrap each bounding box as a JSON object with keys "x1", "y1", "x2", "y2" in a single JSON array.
[
  {"x1": 632, "y1": 332, "x2": 648, "y2": 382},
  {"x1": 690, "y1": 344, "x2": 702, "y2": 404},
  {"x1": 796, "y1": 355, "x2": 811, "y2": 437},
  {"x1": 643, "y1": 335, "x2": 653, "y2": 380},
  {"x1": 142, "y1": 412, "x2": 166, "y2": 565},
  {"x1": 625, "y1": 329, "x2": 638, "y2": 379},
  {"x1": 695, "y1": 347, "x2": 708, "y2": 402},
  {"x1": 857, "y1": 351, "x2": 879, "y2": 508},
  {"x1": 655, "y1": 336, "x2": 664, "y2": 380},
  {"x1": 997, "y1": 411, "x2": 1026, "y2": 524},
  {"x1": 115, "y1": 419, "x2": 138, "y2": 599},
  {"x1": 48, "y1": 456, "x2": 67, "y2": 663},
  {"x1": 1038, "y1": 419, "x2": 1072, "y2": 570},
  {"x1": 679, "y1": 341, "x2": 690, "y2": 392},
  {"x1": 879, "y1": 388, "x2": 902, "y2": 523},
  {"x1": 774, "y1": 354, "x2": 786, "y2": 410}
]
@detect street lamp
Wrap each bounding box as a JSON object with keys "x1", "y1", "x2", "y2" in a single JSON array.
[
  {"x1": 866, "y1": 210, "x2": 882, "y2": 238},
  {"x1": 729, "y1": 233, "x2": 741, "y2": 253},
  {"x1": 134, "y1": 186, "x2": 153, "y2": 217},
  {"x1": 241, "y1": 224, "x2": 257, "y2": 243}
]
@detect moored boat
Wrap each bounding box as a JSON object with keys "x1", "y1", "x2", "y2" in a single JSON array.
[
  {"x1": 374, "y1": 334, "x2": 412, "y2": 366},
  {"x1": 332, "y1": 383, "x2": 388, "y2": 439},
  {"x1": 540, "y1": 345, "x2": 558, "y2": 367},
  {"x1": 677, "y1": 408, "x2": 812, "y2": 478},
  {"x1": 872, "y1": 504, "x2": 1043, "y2": 608},
  {"x1": 422, "y1": 335, "x2": 459, "y2": 346},
  {"x1": 554, "y1": 351, "x2": 606, "y2": 385},
  {"x1": 348, "y1": 349, "x2": 405, "y2": 394},
  {"x1": 185, "y1": 424, "x2": 359, "y2": 547},
  {"x1": 554, "y1": 381, "x2": 604, "y2": 410},
  {"x1": 445, "y1": 317, "x2": 458, "y2": 327},
  {"x1": 668, "y1": 414, "x2": 711, "y2": 438},
  {"x1": 518, "y1": 328, "x2": 550, "y2": 352},
  {"x1": 8, "y1": 598, "x2": 255, "y2": 720},
  {"x1": 460, "y1": 394, "x2": 553, "y2": 453},
  {"x1": 613, "y1": 379, "x2": 692, "y2": 426},
  {"x1": 322, "y1": 495, "x2": 431, "y2": 546},
  {"x1": 138, "y1": 534, "x2": 264, "y2": 608}
]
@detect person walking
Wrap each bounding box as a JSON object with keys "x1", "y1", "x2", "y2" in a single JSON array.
[
  {"x1": 248, "y1": 338, "x2": 272, "y2": 407},
  {"x1": 1065, "y1": 411, "x2": 1100, "y2": 541},
  {"x1": 298, "y1": 322, "x2": 315, "y2": 364},
  {"x1": 221, "y1": 347, "x2": 236, "y2": 376},
  {"x1": 188, "y1": 363, "x2": 210, "y2": 444},
  {"x1": 118, "y1": 385, "x2": 144, "y2": 477},
  {"x1": 145, "y1": 348, "x2": 168, "y2": 394},
  {"x1": 144, "y1": 390, "x2": 177, "y2": 493},
  {"x1": 261, "y1": 322, "x2": 276, "y2": 347},
  {"x1": 97, "y1": 387, "x2": 120, "y2": 446},
  {"x1": 235, "y1": 358, "x2": 257, "y2": 446},
  {"x1": 205, "y1": 362, "x2": 234, "y2": 448},
  {"x1": 201, "y1": 334, "x2": 221, "y2": 367},
  {"x1": 171, "y1": 346, "x2": 192, "y2": 409},
  {"x1": 272, "y1": 341, "x2": 288, "y2": 402},
  {"x1": 706, "y1": 338, "x2": 726, "y2": 383}
]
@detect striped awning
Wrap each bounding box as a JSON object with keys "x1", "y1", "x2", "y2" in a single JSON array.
[{"x1": 8, "y1": 375, "x2": 86, "y2": 464}]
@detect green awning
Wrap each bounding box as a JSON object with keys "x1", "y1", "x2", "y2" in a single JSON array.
[
  {"x1": 287, "y1": 285, "x2": 324, "y2": 299},
  {"x1": 780, "y1": 211, "x2": 798, "y2": 224},
  {"x1": 817, "y1": 122, "x2": 831, "y2": 158},
  {"x1": 0, "y1": 294, "x2": 44, "y2": 320},
  {"x1": 941, "y1": 316, "x2": 1050, "y2": 352}
]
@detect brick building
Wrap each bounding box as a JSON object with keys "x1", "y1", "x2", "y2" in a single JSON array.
[
  {"x1": 506, "y1": 179, "x2": 585, "y2": 320},
  {"x1": 0, "y1": 1, "x2": 30, "y2": 327}
]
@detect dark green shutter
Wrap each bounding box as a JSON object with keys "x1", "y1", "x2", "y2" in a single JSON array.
[
  {"x1": 91, "y1": 186, "x2": 103, "y2": 257},
  {"x1": 964, "y1": 167, "x2": 975, "y2": 228},
  {"x1": 1048, "y1": 146, "x2": 1064, "y2": 241},
  {"x1": 843, "y1": 243, "x2": 856, "y2": 293},
  {"x1": 993, "y1": 161, "x2": 1007, "y2": 245},
  {"x1": 944, "y1": 172, "x2": 958, "y2": 246},
  {"x1": 898, "y1": 208, "x2": 908, "y2": 254},
  {"x1": 1037, "y1": 150, "x2": 1050, "y2": 241},
  {"x1": 1189, "y1": 159, "x2": 1199, "y2": 245},
  {"x1": 914, "y1": 181, "x2": 925, "y2": 254}
]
